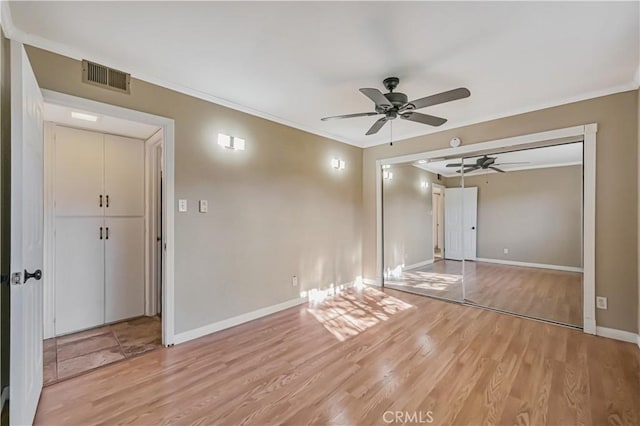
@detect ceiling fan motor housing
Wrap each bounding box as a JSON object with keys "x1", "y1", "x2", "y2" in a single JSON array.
[{"x1": 384, "y1": 92, "x2": 408, "y2": 108}]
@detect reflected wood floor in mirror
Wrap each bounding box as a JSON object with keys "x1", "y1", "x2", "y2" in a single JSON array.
[
  {"x1": 386, "y1": 260, "x2": 582, "y2": 326},
  {"x1": 34, "y1": 287, "x2": 638, "y2": 426}
]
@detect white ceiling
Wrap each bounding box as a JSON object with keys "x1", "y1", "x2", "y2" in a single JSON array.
[
  {"x1": 8, "y1": 2, "x2": 638, "y2": 148},
  {"x1": 44, "y1": 103, "x2": 160, "y2": 139},
  {"x1": 416, "y1": 142, "x2": 583, "y2": 177}
]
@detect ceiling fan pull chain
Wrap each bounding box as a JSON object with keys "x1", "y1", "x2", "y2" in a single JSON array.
[{"x1": 390, "y1": 120, "x2": 393, "y2": 146}]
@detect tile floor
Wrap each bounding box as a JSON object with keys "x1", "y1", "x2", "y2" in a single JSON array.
[{"x1": 43, "y1": 316, "x2": 162, "y2": 385}]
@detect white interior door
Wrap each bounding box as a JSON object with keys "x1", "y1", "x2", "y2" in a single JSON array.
[
  {"x1": 463, "y1": 187, "x2": 478, "y2": 260},
  {"x1": 444, "y1": 187, "x2": 478, "y2": 261},
  {"x1": 104, "y1": 135, "x2": 144, "y2": 216},
  {"x1": 444, "y1": 188, "x2": 464, "y2": 260},
  {"x1": 105, "y1": 217, "x2": 145, "y2": 322},
  {"x1": 53, "y1": 126, "x2": 104, "y2": 217},
  {"x1": 54, "y1": 217, "x2": 105, "y2": 335},
  {"x1": 9, "y1": 41, "x2": 44, "y2": 426}
]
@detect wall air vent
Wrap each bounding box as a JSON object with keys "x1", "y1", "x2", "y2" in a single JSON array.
[{"x1": 82, "y1": 60, "x2": 130, "y2": 94}]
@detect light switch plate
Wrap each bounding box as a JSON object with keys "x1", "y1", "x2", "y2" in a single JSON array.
[
  {"x1": 199, "y1": 200, "x2": 208, "y2": 213},
  {"x1": 178, "y1": 199, "x2": 188, "y2": 212},
  {"x1": 292, "y1": 275, "x2": 298, "y2": 287}
]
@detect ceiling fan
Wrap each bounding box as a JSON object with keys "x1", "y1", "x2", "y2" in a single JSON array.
[
  {"x1": 446, "y1": 155, "x2": 529, "y2": 174},
  {"x1": 321, "y1": 77, "x2": 470, "y2": 135}
]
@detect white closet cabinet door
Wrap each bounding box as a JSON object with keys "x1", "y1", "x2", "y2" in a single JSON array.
[
  {"x1": 54, "y1": 126, "x2": 104, "y2": 216},
  {"x1": 104, "y1": 135, "x2": 144, "y2": 216},
  {"x1": 55, "y1": 217, "x2": 105, "y2": 335},
  {"x1": 105, "y1": 217, "x2": 144, "y2": 322}
]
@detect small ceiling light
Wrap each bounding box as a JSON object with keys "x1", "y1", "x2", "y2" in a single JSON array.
[
  {"x1": 417, "y1": 160, "x2": 427, "y2": 164},
  {"x1": 331, "y1": 158, "x2": 346, "y2": 170},
  {"x1": 218, "y1": 133, "x2": 245, "y2": 151},
  {"x1": 71, "y1": 111, "x2": 98, "y2": 122},
  {"x1": 450, "y1": 137, "x2": 461, "y2": 148}
]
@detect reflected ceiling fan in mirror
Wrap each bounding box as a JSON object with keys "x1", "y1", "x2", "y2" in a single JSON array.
[
  {"x1": 321, "y1": 77, "x2": 470, "y2": 136},
  {"x1": 446, "y1": 155, "x2": 529, "y2": 174}
]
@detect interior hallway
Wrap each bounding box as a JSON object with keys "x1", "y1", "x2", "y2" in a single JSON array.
[
  {"x1": 43, "y1": 316, "x2": 162, "y2": 385},
  {"x1": 34, "y1": 287, "x2": 638, "y2": 425},
  {"x1": 385, "y1": 260, "x2": 583, "y2": 326}
]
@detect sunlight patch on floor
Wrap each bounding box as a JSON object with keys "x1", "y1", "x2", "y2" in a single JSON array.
[
  {"x1": 307, "y1": 287, "x2": 413, "y2": 341},
  {"x1": 386, "y1": 270, "x2": 462, "y2": 291}
]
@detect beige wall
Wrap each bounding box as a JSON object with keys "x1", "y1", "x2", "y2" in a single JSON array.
[
  {"x1": 383, "y1": 165, "x2": 441, "y2": 270},
  {"x1": 25, "y1": 46, "x2": 363, "y2": 334},
  {"x1": 364, "y1": 91, "x2": 638, "y2": 333},
  {"x1": 449, "y1": 165, "x2": 583, "y2": 268}
]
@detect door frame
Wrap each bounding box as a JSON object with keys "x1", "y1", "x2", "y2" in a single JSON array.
[
  {"x1": 41, "y1": 90, "x2": 176, "y2": 345},
  {"x1": 145, "y1": 129, "x2": 163, "y2": 316},
  {"x1": 376, "y1": 124, "x2": 597, "y2": 335}
]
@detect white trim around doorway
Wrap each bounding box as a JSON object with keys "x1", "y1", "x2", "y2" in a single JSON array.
[
  {"x1": 375, "y1": 124, "x2": 597, "y2": 335},
  {"x1": 41, "y1": 90, "x2": 176, "y2": 346}
]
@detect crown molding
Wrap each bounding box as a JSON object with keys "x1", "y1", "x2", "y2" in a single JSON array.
[{"x1": 3, "y1": 1, "x2": 638, "y2": 151}]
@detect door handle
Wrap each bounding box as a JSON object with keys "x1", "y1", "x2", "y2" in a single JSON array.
[
  {"x1": 24, "y1": 269, "x2": 42, "y2": 283},
  {"x1": 99, "y1": 194, "x2": 103, "y2": 207}
]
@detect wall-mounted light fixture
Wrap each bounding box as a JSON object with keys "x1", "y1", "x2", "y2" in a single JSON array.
[
  {"x1": 218, "y1": 133, "x2": 246, "y2": 151},
  {"x1": 421, "y1": 180, "x2": 429, "y2": 190},
  {"x1": 417, "y1": 159, "x2": 427, "y2": 164},
  {"x1": 382, "y1": 164, "x2": 391, "y2": 169},
  {"x1": 71, "y1": 111, "x2": 98, "y2": 122},
  {"x1": 331, "y1": 158, "x2": 346, "y2": 170},
  {"x1": 383, "y1": 170, "x2": 393, "y2": 180}
]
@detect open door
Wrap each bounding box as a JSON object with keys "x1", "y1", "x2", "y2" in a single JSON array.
[{"x1": 9, "y1": 41, "x2": 44, "y2": 426}]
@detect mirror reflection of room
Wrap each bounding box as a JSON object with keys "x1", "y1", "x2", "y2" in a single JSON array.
[
  {"x1": 383, "y1": 141, "x2": 584, "y2": 328},
  {"x1": 457, "y1": 142, "x2": 584, "y2": 327},
  {"x1": 383, "y1": 161, "x2": 463, "y2": 302}
]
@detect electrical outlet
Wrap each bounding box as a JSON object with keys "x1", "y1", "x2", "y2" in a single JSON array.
[
  {"x1": 292, "y1": 275, "x2": 298, "y2": 287},
  {"x1": 503, "y1": 248, "x2": 509, "y2": 254},
  {"x1": 596, "y1": 296, "x2": 607, "y2": 310},
  {"x1": 178, "y1": 199, "x2": 188, "y2": 212}
]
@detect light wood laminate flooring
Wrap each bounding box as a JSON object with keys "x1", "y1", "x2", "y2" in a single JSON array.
[{"x1": 34, "y1": 287, "x2": 638, "y2": 425}]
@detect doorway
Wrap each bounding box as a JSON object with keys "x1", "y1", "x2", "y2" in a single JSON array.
[
  {"x1": 432, "y1": 185, "x2": 444, "y2": 260},
  {"x1": 41, "y1": 107, "x2": 168, "y2": 384}
]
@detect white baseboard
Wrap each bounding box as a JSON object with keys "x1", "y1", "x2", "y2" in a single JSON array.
[
  {"x1": 173, "y1": 296, "x2": 307, "y2": 344},
  {"x1": 475, "y1": 257, "x2": 583, "y2": 273},
  {"x1": 404, "y1": 259, "x2": 434, "y2": 271},
  {"x1": 363, "y1": 278, "x2": 381, "y2": 286},
  {"x1": 596, "y1": 326, "x2": 640, "y2": 344},
  {"x1": 0, "y1": 386, "x2": 8, "y2": 414},
  {"x1": 173, "y1": 279, "x2": 366, "y2": 345}
]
